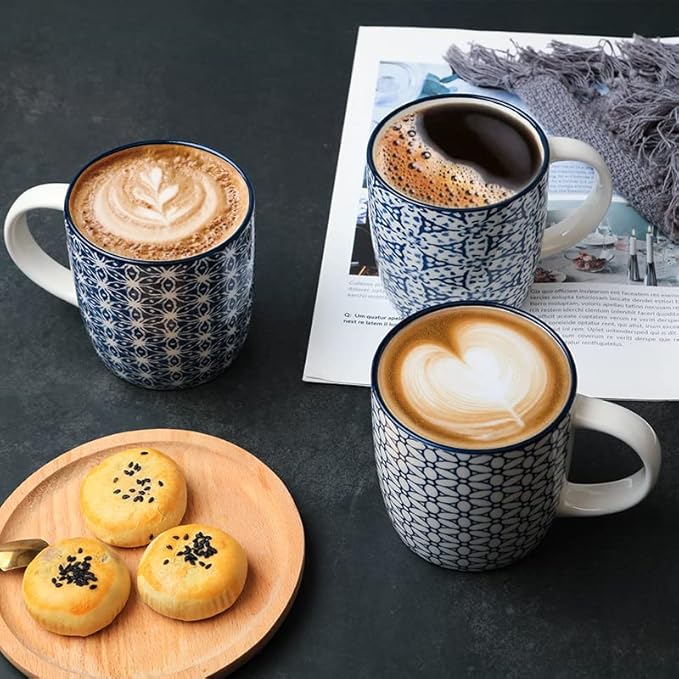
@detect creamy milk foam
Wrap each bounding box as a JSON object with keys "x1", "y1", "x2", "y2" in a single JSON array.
[
  {"x1": 69, "y1": 143, "x2": 250, "y2": 260},
  {"x1": 377, "y1": 306, "x2": 572, "y2": 449}
]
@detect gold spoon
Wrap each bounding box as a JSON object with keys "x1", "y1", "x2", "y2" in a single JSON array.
[{"x1": 0, "y1": 539, "x2": 49, "y2": 571}]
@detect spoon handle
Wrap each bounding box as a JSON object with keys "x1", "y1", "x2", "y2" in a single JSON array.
[{"x1": 0, "y1": 539, "x2": 49, "y2": 571}]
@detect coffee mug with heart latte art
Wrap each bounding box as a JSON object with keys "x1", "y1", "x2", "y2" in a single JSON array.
[{"x1": 371, "y1": 302, "x2": 661, "y2": 571}]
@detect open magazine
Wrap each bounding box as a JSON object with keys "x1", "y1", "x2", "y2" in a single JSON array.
[{"x1": 304, "y1": 27, "x2": 679, "y2": 400}]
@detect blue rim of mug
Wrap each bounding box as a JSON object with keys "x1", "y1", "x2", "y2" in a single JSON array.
[
  {"x1": 371, "y1": 301, "x2": 578, "y2": 456},
  {"x1": 63, "y1": 139, "x2": 255, "y2": 265},
  {"x1": 366, "y1": 93, "x2": 550, "y2": 213}
]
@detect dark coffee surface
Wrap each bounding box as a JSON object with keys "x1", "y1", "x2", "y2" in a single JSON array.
[
  {"x1": 374, "y1": 101, "x2": 542, "y2": 208},
  {"x1": 419, "y1": 102, "x2": 541, "y2": 191},
  {"x1": 0, "y1": 2, "x2": 676, "y2": 679}
]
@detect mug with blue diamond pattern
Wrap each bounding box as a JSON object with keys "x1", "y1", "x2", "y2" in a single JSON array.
[
  {"x1": 371, "y1": 302, "x2": 661, "y2": 571},
  {"x1": 4, "y1": 140, "x2": 254, "y2": 389},
  {"x1": 367, "y1": 95, "x2": 613, "y2": 316}
]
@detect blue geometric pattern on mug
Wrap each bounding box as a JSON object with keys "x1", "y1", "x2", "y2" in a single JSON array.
[
  {"x1": 371, "y1": 393, "x2": 571, "y2": 571},
  {"x1": 367, "y1": 169, "x2": 547, "y2": 316},
  {"x1": 66, "y1": 216, "x2": 254, "y2": 390}
]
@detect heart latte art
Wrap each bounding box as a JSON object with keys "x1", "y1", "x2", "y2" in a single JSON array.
[
  {"x1": 69, "y1": 144, "x2": 250, "y2": 260},
  {"x1": 377, "y1": 307, "x2": 573, "y2": 449}
]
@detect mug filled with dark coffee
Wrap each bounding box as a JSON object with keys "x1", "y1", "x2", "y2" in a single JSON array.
[
  {"x1": 367, "y1": 95, "x2": 614, "y2": 315},
  {"x1": 371, "y1": 302, "x2": 661, "y2": 571},
  {"x1": 4, "y1": 141, "x2": 254, "y2": 389}
]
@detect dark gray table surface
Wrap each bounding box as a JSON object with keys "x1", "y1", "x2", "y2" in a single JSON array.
[{"x1": 1, "y1": 1, "x2": 677, "y2": 677}]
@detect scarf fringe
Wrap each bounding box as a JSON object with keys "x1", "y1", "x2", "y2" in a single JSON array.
[{"x1": 444, "y1": 36, "x2": 679, "y2": 234}]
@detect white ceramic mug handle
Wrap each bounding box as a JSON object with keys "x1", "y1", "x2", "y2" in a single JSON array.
[
  {"x1": 558, "y1": 395, "x2": 661, "y2": 517},
  {"x1": 4, "y1": 183, "x2": 77, "y2": 306},
  {"x1": 540, "y1": 138, "x2": 614, "y2": 259}
]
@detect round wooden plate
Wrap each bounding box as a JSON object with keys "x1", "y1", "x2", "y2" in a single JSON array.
[{"x1": 0, "y1": 429, "x2": 305, "y2": 678}]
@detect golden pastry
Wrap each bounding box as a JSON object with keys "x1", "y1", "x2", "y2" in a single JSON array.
[
  {"x1": 22, "y1": 537, "x2": 130, "y2": 636},
  {"x1": 80, "y1": 447, "x2": 187, "y2": 547},
  {"x1": 137, "y1": 523, "x2": 247, "y2": 621}
]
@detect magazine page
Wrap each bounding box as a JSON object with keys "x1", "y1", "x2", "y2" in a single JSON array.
[{"x1": 303, "y1": 26, "x2": 679, "y2": 399}]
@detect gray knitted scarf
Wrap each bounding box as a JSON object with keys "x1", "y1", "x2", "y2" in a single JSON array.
[{"x1": 444, "y1": 36, "x2": 679, "y2": 240}]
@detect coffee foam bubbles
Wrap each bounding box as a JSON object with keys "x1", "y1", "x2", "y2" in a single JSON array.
[
  {"x1": 374, "y1": 111, "x2": 514, "y2": 208},
  {"x1": 378, "y1": 307, "x2": 572, "y2": 449},
  {"x1": 69, "y1": 144, "x2": 249, "y2": 260}
]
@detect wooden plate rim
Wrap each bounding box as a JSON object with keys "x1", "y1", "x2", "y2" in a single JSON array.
[{"x1": 0, "y1": 428, "x2": 305, "y2": 678}]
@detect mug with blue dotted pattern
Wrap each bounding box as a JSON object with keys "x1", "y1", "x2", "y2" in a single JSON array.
[{"x1": 371, "y1": 302, "x2": 661, "y2": 571}]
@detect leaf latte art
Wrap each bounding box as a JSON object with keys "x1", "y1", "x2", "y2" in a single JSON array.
[
  {"x1": 93, "y1": 163, "x2": 224, "y2": 243},
  {"x1": 69, "y1": 144, "x2": 250, "y2": 261},
  {"x1": 377, "y1": 307, "x2": 572, "y2": 449}
]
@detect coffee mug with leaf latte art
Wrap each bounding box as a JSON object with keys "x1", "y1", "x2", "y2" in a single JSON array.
[
  {"x1": 4, "y1": 141, "x2": 254, "y2": 389},
  {"x1": 371, "y1": 302, "x2": 661, "y2": 571}
]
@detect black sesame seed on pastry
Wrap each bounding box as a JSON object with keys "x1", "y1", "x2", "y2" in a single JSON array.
[
  {"x1": 80, "y1": 447, "x2": 187, "y2": 547},
  {"x1": 137, "y1": 524, "x2": 247, "y2": 621},
  {"x1": 22, "y1": 537, "x2": 130, "y2": 636}
]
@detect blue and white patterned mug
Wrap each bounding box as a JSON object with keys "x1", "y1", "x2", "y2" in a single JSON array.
[
  {"x1": 4, "y1": 140, "x2": 254, "y2": 389},
  {"x1": 371, "y1": 302, "x2": 661, "y2": 571},
  {"x1": 367, "y1": 95, "x2": 613, "y2": 316}
]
